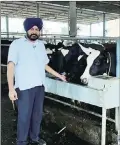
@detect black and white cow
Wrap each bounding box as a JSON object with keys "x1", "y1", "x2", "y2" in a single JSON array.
[{"x1": 47, "y1": 42, "x2": 116, "y2": 85}]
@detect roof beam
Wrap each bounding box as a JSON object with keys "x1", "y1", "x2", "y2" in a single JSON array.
[
  {"x1": 45, "y1": 1, "x2": 120, "y2": 15},
  {"x1": 1, "y1": 12, "x2": 117, "y2": 25},
  {"x1": 1, "y1": 1, "x2": 119, "y2": 25},
  {"x1": 1, "y1": 11, "x2": 118, "y2": 24}
]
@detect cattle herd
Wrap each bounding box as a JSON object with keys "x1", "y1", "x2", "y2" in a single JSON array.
[{"x1": 1, "y1": 38, "x2": 116, "y2": 86}]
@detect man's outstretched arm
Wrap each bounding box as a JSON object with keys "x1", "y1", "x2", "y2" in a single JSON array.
[{"x1": 45, "y1": 65, "x2": 66, "y2": 81}]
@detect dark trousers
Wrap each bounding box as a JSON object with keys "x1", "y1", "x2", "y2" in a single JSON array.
[{"x1": 15, "y1": 85, "x2": 45, "y2": 145}]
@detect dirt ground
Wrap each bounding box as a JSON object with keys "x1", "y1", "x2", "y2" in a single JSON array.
[{"x1": 1, "y1": 84, "x2": 93, "y2": 145}]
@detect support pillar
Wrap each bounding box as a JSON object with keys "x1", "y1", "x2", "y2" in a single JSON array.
[
  {"x1": 116, "y1": 37, "x2": 120, "y2": 144},
  {"x1": 6, "y1": 15, "x2": 9, "y2": 38},
  {"x1": 37, "y1": 3, "x2": 43, "y2": 36},
  {"x1": 37, "y1": 3, "x2": 39, "y2": 18},
  {"x1": 68, "y1": 12, "x2": 70, "y2": 35},
  {"x1": 90, "y1": 23, "x2": 92, "y2": 37},
  {"x1": 116, "y1": 38, "x2": 120, "y2": 77},
  {"x1": 69, "y1": 1, "x2": 77, "y2": 37},
  {"x1": 101, "y1": 108, "x2": 106, "y2": 145},
  {"x1": 103, "y1": 13, "x2": 106, "y2": 43}
]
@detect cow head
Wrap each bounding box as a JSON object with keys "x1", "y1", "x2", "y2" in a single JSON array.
[
  {"x1": 90, "y1": 51, "x2": 110, "y2": 76},
  {"x1": 80, "y1": 50, "x2": 110, "y2": 85},
  {"x1": 78, "y1": 43, "x2": 103, "y2": 85},
  {"x1": 80, "y1": 49, "x2": 100, "y2": 84}
]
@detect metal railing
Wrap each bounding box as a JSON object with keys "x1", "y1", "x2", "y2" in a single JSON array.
[{"x1": 1, "y1": 32, "x2": 118, "y2": 43}]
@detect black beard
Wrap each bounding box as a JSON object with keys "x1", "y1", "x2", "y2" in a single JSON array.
[{"x1": 26, "y1": 33, "x2": 39, "y2": 41}]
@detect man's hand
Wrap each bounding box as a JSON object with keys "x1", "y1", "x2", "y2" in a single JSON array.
[
  {"x1": 8, "y1": 88, "x2": 18, "y2": 101},
  {"x1": 45, "y1": 65, "x2": 67, "y2": 82},
  {"x1": 59, "y1": 75, "x2": 67, "y2": 82}
]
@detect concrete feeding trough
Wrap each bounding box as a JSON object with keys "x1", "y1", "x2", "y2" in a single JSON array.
[{"x1": 44, "y1": 76, "x2": 120, "y2": 145}]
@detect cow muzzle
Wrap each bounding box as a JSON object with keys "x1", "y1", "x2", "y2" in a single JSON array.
[{"x1": 81, "y1": 78, "x2": 88, "y2": 85}]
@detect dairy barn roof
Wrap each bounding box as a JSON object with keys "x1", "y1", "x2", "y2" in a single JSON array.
[{"x1": 1, "y1": 1, "x2": 120, "y2": 24}]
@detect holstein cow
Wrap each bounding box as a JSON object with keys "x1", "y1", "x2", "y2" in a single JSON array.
[
  {"x1": 48, "y1": 42, "x2": 109, "y2": 85},
  {"x1": 45, "y1": 42, "x2": 66, "y2": 73},
  {"x1": 65, "y1": 42, "x2": 103, "y2": 85}
]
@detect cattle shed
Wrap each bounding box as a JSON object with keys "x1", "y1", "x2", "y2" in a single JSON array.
[{"x1": 1, "y1": 1, "x2": 120, "y2": 145}]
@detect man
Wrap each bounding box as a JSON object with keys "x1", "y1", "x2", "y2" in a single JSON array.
[{"x1": 7, "y1": 18, "x2": 66, "y2": 145}]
